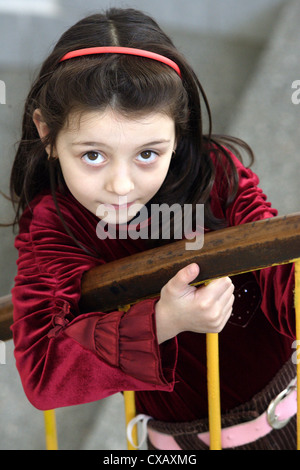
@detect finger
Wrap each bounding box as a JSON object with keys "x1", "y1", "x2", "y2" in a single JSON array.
[
  {"x1": 218, "y1": 297, "x2": 235, "y2": 331},
  {"x1": 196, "y1": 276, "x2": 233, "y2": 299},
  {"x1": 169, "y1": 263, "x2": 200, "y2": 292},
  {"x1": 218, "y1": 278, "x2": 235, "y2": 304}
]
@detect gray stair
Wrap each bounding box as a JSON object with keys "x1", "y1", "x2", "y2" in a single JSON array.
[{"x1": 228, "y1": 0, "x2": 300, "y2": 215}]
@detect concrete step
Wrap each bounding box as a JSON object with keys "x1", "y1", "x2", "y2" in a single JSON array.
[{"x1": 228, "y1": 0, "x2": 300, "y2": 215}]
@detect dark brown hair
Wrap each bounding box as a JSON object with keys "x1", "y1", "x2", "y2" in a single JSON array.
[{"x1": 9, "y1": 7, "x2": 253, "y2": 240}]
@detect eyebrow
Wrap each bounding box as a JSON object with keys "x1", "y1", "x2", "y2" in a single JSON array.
[{"x1": 71, "y1": 139, "x2": 171, "y2": 147}]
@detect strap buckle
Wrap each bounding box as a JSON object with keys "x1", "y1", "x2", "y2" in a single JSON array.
[{"x1": 267, "y1": 379, "x2": 296, "y2": 429}]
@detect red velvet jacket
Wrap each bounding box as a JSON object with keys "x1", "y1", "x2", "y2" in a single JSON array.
[{"x1": 11, "y1": 153, "x2": 295, "y2": 421}]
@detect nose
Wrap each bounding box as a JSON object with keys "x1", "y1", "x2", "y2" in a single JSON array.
[{"x1": 105, "y1": 163, "x2": 134, "y2": 196}]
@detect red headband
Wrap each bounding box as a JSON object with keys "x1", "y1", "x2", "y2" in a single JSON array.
[{"x1": 59, "y1": 46, "x2": 182, "y2": 78}]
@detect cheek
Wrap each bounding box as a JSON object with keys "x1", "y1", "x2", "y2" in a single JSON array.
[
  {"x1": 141, "y1": 174, "x2": 161, "y2": 193},
  {"x1": 150, "y1": 162, "x2": 171, "y2": 188},
  {"x1": 142, "y1": 173, "x2": 168, "y2": 200},
  {"x1": 59, "y1": 163, "x2": 92, "y2": 199},
  {"x1": 72, "y1": 179, "x2": 98, "y2": 202}
]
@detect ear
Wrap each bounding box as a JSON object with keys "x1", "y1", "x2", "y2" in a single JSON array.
[
  {"x1": 33, "y1": 109, "x2": 51, "y2": 156},
  {"x1": 33, "y1": 109, "x2": 49, "y2": 138}
]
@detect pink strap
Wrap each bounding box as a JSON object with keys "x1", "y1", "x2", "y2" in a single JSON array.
[
  {"x1": 147, "y1": 388, "x2": 297, "y2": 450},
  {"x1": 147, "y1": 428, "x2": 182, "y2": 450}
]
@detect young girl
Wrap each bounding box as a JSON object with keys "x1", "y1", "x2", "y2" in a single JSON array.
[{"x1": 10, "y1": 8, "x2": 297, "y2": 450}]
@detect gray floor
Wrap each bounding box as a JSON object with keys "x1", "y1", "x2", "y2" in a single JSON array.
[{"x1": 0, "y1": 0, "x2": 299, "y2": 450}]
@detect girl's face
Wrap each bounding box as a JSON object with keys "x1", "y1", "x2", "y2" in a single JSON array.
[{"x1": 37, "y1": 108, "x2": 176, "y2": 224}]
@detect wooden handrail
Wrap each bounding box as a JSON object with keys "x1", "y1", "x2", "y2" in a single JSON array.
[
  {"x1": 81, "y1": 212, "x2": 300, "y2": 312},
  {"x1": 1, "y1": 212, "x2": 300, "y2": 340},
  {"x1": 0, "y1": 294, "x2": 13, "y2": 341}
]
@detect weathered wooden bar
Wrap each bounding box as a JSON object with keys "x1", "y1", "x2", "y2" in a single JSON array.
[
  {"x1": 0, "y1": 294, "x2": 14, "y2": 341},
  {"x1": 81, "y1": 212, "x2": 300, "y2": 312},
  {"x1": 1, "y1": 212, "x2": 300, "y2": 340}
]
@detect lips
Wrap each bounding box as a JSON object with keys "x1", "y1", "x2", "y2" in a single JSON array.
[{"x1": 102, "y1": 201, "x2": 137, "y2": 210}]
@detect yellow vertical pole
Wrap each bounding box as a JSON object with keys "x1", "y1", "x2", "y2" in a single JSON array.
[
  {"x1": 120, "y1": 305, "x2": 138, "y2": 450},
  {"x1": 206, "y1": 332, "x2": 222, "y2": 450},
  {"x1": 44, "y1": 410, "x2": 58, "y2": 450},
  {"x1": 124, "y1": 391, "x2": 138, "y2": 449},
  {"x1": 295, "y1": 259, "x2": 300, "y2": 450}
]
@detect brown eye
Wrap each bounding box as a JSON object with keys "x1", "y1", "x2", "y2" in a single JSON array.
[
  {"x1": 86, "y1": 152, "x2": 99, "y2": 160},
  {"x1": 140, "y1": 151, "x2": 152, "y2": 159},
  {"x1": 137, "y1": 150, "x2": 157, "y2": 164},
  {"x1": 82, "y1": 151, "x2": 105, "y2": 165}
]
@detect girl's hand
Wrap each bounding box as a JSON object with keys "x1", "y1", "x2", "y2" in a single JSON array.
[{"x1": 155, "y1": 263, "x2": 234, "y2": 344}]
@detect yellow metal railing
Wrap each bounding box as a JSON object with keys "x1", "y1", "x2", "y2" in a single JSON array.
[
  {"x1": 44, "y1": 410, "x2": 58, "y2": 450},
  {"x1": 206, "y1": 332, "x2": 222, "y2": 450},
  {"x1": 43, "y1": 256, "x2": 300, "y2": 450},
  {"x1": 124, "y1": 391, "x2": 138, "y2": 450}
]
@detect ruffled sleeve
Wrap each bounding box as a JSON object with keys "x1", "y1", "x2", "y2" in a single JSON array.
[
  {"x1": 64, "y1": 298, "x2": 177, "y2": 386},
  {"x1": 11, "y1": 192, "x2": 177, "y2": 410}
]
